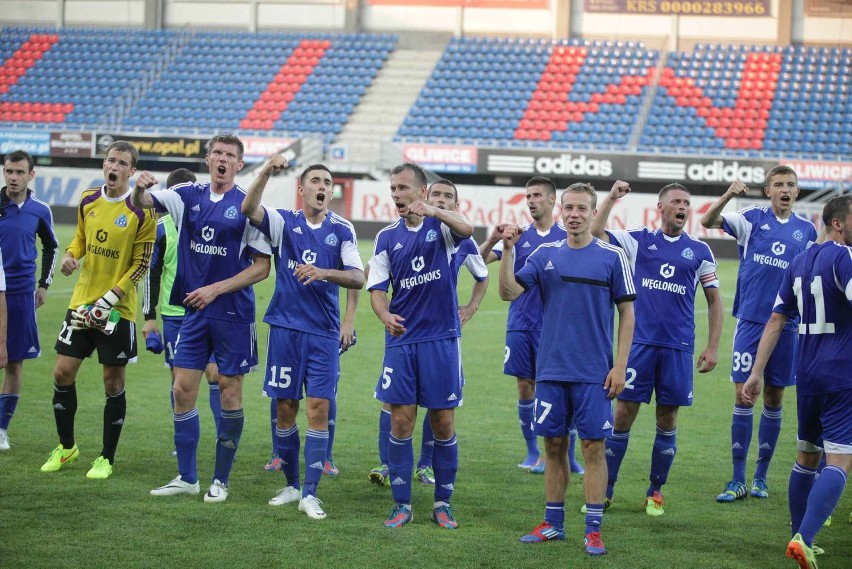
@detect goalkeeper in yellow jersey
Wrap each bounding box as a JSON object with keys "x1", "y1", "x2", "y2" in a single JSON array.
[{"x1": 40, "y1": 140, "x2": 156, "y2": 480}]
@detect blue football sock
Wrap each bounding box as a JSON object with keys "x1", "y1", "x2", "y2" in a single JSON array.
[
  {"x1": 788, "y1": 461, "x2": 818, "y2": 536},
  {"x1": 754, "y1": 405, "x2": 782, "y2": 480},
  {"x1": 432, "y1": 433, "x2": 458, "y2": 503},
  {"x1": 213, "y1": 409, "x2": 243, "y2": 485},
  {"x1": 270, "y1": 398, "x2": 278, "y2": 456},
  {"x1": 518, "y1": 399, "x2": 538, "y2": 458},
  {"x1": 544, "y1": 502, "x2": 565, "y2": 531},
  {"x1": 731, "y1": 404, "x2": 753, "y2": 483},
  {"x1": 303, "y1": 429, "x2": 329, "y2": 498},
  {"x1": 798, "y1": 465, "x2": 847, "y2": 546},
  {"x1": 276, "y1": 424, "x2": 301, "y2": 489},
  {"x1": 605, "y1": 430, "x2": 630, "y2": 499},
  {"x1": 378, "y1": 408, "x2": 391, "y2": 465},
  {"x1": 174, "y1": 408, "x2": 200, "y2": 484},
  {"x1": 207, "y1": 382, "x2": 221, "y2": 432},
  {"x1": 0, "y1": 394, "x2": 20, "y2": 430},
  {"x1": 326, "y1": 397, "x2": 337, "y2": 461},
  {"x1": 648, "y1": 427, "x2": 677, "y2": 496},
  {"x1": 584, "y1": 503, "x2": 604, "y2": 534},
  {"x1": 418, "y1": 411, "x2": 434, "y2": 469},
  {"x1": 388, "y1": 434, "x2": 413, "y2": 505}
]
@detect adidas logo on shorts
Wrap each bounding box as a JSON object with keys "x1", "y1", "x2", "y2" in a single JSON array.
[
  {"x1": 117, "y1": 352, "x2": 127, "y2": 359},
  {"x1": 240, "y1": 359, "x2": 249, "y2": 367},
  {"x1": 28, "y1": 346, "x2": 38, "y2": 353},
  {"x1": 602, "y1": 420, "x2": 613, "y2": 430},
  {"x1": 447, "y1": 393, "x2": 457, "y2": 401}
]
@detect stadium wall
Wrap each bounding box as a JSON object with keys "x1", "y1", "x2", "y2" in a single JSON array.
[{"x1": 1, "y1": 0, "x2": 848, "y2": 47}]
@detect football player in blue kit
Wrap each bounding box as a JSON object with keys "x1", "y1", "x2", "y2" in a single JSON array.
[
  {"x1": 134, "y1": 134, "x2": 272, "y2": 503},
  {"x1": 700, "y1": 167, "x2": 817, "y2": 503},
  {"x1": 242, "y1": 156, "x2": 365, "y2": 519},
  {"x1": 368, "y1": 163, "x2": 473, "y2": 529},
  {"x1": 502, "y1": 183, "x2": 635, "y2": 555},
  {"x1": 742, "y1": 194, "x2": 852, "y2": 569},
  {"x1": 592, "y1": 180, "x2": 724, "y2": 516}
]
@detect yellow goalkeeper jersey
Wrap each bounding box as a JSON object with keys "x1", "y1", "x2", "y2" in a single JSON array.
[{"x1": 66, "y1": 186, "x2": 156, "y2": 320}]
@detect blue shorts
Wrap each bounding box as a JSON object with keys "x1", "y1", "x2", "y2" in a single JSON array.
[
  {"x1": 504, "y1": 329, "x2": 539, "y2": 379},
  {"x1": 730, "y1": 319, "x2": 797, "y2": 387},
  {"x1": 797, "y1": 389, "x2": 852, "y2": 455},
  {"x1": 619, "y1": 343, "x2": 694, "y2": 407},
  {"x1": 173, "y1": 312, "x2": 257, "y2": 376},
  {"x1": 263, "y1": 326, "x2": 339, "y2": 401},
  {"x1": 162, "y1": 316, "x2": 214, "y2": 369},
  {"x1": 5, "y1": 292, "x2": 39, "y2": 361},
  {"x1": 375, "y1": 338, "x2": 463, "y2": 409},
  {"x1": 533, "y1": 380, "x2": 613, "y2": 440}
]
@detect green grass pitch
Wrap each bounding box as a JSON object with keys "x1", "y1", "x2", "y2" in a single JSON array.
[{"x1": 0, "y1": 224, "x2": 848, "y2": 568}]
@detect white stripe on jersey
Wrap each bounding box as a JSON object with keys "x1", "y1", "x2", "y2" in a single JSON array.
[
  {"x1": 722, "y1": 207, "x2": 758, "y2": 257},
  {"x1": 596, "y1": 239, "x2": 637, "y2": 296}
]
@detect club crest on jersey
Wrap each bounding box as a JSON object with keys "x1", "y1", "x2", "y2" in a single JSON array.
[
  {"x1": 324, "y1": 233, "x2": 338, "y2": 246},
  {"x1": 224, "y1": 205, "x2": 238, "y2": 219},
  {"x1": 771, "y1": 241, "x2": 786, "y2": 256},
  {"x1": 659, "y1": 263, "x2": 675, "y2": 279},
  {"x1": 114, "y1": 214, "x2": 127, "y2": 228},
  {"x1": 793, "y1": 230, "x2": 804, "y2": 241},
  {"x1": 411, "y1": 256, "x2": 425, "y2": 272},
  {"x1": 425, "y1": 229, "x2": 438, "y2": 242},
  {"x1": 302, "y1": 249, "x2": 317, "y2": 264},
  {"x1": 201, "y1": 226, "x2": 215, "y2": 242},
  {"x1": 681, "y1": 247, "x2": 694, "y2": 260}
]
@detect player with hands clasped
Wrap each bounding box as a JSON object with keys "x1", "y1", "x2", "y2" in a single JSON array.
[
  {"x1": 503, "y1": 183, "x2": 634, "y2": 555},
  {"x1": 592, "y1": 180, "x2": 723, "y2": 517},
  {"x1": 41, "y1": 141, "x2": 156, "y2": 480}
]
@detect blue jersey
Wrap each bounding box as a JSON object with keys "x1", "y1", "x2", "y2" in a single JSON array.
[
  {"x1": 367, "y1": 216, "x2": 464, "y2": 346},
  {"x1": 494, "y1": 223, "x2": 566, "y2": 331},
  {"x1": 515, "y1": 238, "x2": 636, "y2": 384},
  {"x1": 773, "y1": 241, "x2": 852, "y2": 395},
  {"x1": 150, "y1": 182, "x2": 270, "y2": 323},
  {"x1": 0, "y1": 189, "x2": 58, "y2": 294},
  {"x1": 455, "y1": 236, "x2": 488, "y2": 282},
  {"x1": 257, "y1": 207, "x2": 363, "y2": 339},
  {"x1": 608, "y1": 227, "x2": 718, "y2": 352},
  {"x1": 722, "y1": 207, "x2": 816, "y2": 330}
]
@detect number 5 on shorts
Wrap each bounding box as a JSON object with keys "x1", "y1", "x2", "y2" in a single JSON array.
[{"x1": 382, "y1": 367, "x2": 393, "y2": 389}]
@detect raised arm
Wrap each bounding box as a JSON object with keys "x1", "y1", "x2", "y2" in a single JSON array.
[
  {"x1": 498, "y1": 225, "x2": 524, "y2": 301},
  {"x1": 241, "y1": 154, "x2": 289, "y2": 225},
  {"x1": 408, "y1": 200, "x2": 473, "y2": 238},
  {"x1": 479, "y1": 224, "x2": 505, "y2": 264},
  {"x1": 591, "y1": 180, "x2": 631, "y2": 242},
  {"x1": 700, "y1": 181, "x2": 748, "y2": 229},
  {"x1": 131, "y1": 171, "x2": 160, "y2": 209}
]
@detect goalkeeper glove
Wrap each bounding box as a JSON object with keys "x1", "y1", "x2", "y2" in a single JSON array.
[{"x1": 89, "y1": 290, "x2": 120, "y2": 334}]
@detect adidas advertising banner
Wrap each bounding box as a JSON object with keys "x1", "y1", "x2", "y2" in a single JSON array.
[
  {"x1": 479, "y1": 148, "x2": 779, "y2": 186},
  {"x1": 349, "y1": 179, "x2": 740, "y2": 239}
]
